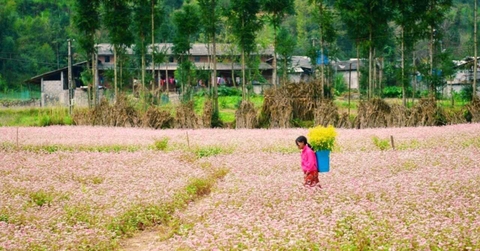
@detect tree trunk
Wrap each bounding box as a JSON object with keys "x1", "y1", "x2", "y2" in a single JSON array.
[
  {"x1": 356, "y1": 43, "x2": 360, "y2": 100},
  {"x1": 430, "y1": 25, "x2": 435, "y2": 98},
  {"x1": 368, "y1": 31, "x2": 373, "y2": 100},
  {"x1": 474, "y1": 0, "x2": 478, "y2": 98},
  {"x1": 401, "y1": 28, "x2": 406, "y2": 106},
  {"x1": 213, "y1": 26, "x2": 219, "y2": 114},
  {"x1": 92, "y1": 52, "x2": 97, "y2": 106},
  {"x1": 231, "y1": 59, "x2": 236, "y2": 87},
  {"x1": 114, "y1": 46, "x2": 118, "y2": 102},
  {"x1": 319, "y1": 2, "x2": 324, "y2": 99},
  {"x1": 272, "y1": 26, "x2": 277, "y2": 87},
  {"x1": 378, "y1": 57, "x2": 385, "y2": 94},
  {"x1": 242, "y1": 49, "x2": 246, "y2": 100},
  {"x1": 152, "y1": 0, "x2": 156, "y2": 98},
  {"x1": 166, "y1": 54, "x2": 169, "y2": 94},
  {"x1": 142, "y1": 35, "x2": 146, "y2": 103},
  {"x1": 373, "y1": 48, "x2": 377, "y2": 97},
  {"x1": 412, "y1": 50, "x2": 416, "y2": 105},
  {"x1": 348, "y1": 62, "x2": 352, "y2": 115},
  {"x1": 120, "y1": 54, "x2": 123, "y2": 90}
]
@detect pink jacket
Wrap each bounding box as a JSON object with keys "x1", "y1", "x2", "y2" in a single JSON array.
[{"x1": 301, "y1": 145, "x2": 317, "y2": 173}]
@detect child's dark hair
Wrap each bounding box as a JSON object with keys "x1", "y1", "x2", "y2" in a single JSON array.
[{"x1": 296, "y1": 136, "x2": 313, "y2": 149}]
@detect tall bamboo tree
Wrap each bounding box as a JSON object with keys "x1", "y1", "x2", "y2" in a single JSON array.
[
  {"x1": 73, "y1": 0, "x2": 101, "y2": 106},
  {"x1": 336, "y1": 0, "x2": 391, "y2": 100},
  {"x1": 421, "y1": 0, "x2": 453, "y2": 98},
  {"x1": 172, "y1": 0, "x2": 201, "y2": 101},
  {"x1": 103, "y1": 0, "x2": 134, "y2": 101},
  {"x1": 474, "y1": 0, "x2": 478, "y2": 99},
  {"x1": 151, "y1": 0, "x2": 164, "y2": 98},
  {"x1": 198, "y1": 0, "x2": 221, "y2": 115},
  {"x1": 226, "y1": 0, "x2": 262, "y2": 100},
  {"x1": 391, "y1": 0, "x2": 428, "y2": 106},
  {"x1": 261, "y1": 0, "x2": 295, "y2": 86},
  {"x1": 132, "y1": 0, "x2": 153, "y2": 102},
  {"x1": 311, "y1": 0, "x2": 336, "y2": 98},
  {"x1": 276, "y1": 26, "x2": 296, "y2": 83}
]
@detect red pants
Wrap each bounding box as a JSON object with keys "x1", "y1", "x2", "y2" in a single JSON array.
[{"x1": 304, "y1": 171, "x2": 320, "y2": 187}]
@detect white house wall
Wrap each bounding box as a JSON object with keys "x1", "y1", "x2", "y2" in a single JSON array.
[
  {"x1": 41, "y1": 80, "x2": 66, "y2": 106},
  {"x1": 340, "y1": 71, "x2": 359, "y2": 90}
]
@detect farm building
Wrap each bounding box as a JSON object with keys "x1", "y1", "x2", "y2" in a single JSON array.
[{"x1": 27, "y1": 43, "x2": 275, "y2": 107}]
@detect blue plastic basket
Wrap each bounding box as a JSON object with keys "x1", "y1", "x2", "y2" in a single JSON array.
[{"x1": 315, "y1": 150, "x2": 330, "y2": 173}]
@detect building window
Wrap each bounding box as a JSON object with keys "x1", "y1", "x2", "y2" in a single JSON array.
[
  {"x1": 169, "y1": 56, "x2": 174, "y2": 63},
  {"x1": 105, "y1": 56, "x2": 110, "y2": 63},
  {"x1": 194, "y1": 56, "x2": 200, "y2": 62}
]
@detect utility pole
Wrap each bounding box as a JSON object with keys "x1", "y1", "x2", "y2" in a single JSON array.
[
  {"x1": 68, "y1": 39, "x2": 73, "y2": 115},
  {"x1": 152, "y1": 0, "x2": 156, "y2": 98}
]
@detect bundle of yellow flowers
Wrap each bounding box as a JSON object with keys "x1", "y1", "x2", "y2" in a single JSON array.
[{"x1": 307, "y1": 125, "x2": 337, "y2": 151}]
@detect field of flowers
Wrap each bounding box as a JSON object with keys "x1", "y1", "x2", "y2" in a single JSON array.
[{"x1": 1, "y1": 124, "x2": 479, "y2": 250}]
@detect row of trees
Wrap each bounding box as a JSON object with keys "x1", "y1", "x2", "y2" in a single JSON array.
[
  {"x1": 71, "y1": 0, "x2": 299, "y2": 115},
  {"x1": 1, "y1": 0, "x2": 479, "y2": 104}
]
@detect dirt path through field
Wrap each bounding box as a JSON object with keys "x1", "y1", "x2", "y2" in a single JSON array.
[{"x1": 119, "y1": 230, "x2": 160, "y2": 251}]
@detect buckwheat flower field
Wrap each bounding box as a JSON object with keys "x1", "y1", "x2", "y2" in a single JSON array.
[{"x1": 1, "y1": 124, "x2": 479, "y2": 250}]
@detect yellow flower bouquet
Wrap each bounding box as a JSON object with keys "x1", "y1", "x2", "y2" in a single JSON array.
[{"x1": 307, "y1": 125, "x2": 337, "y2": 152}]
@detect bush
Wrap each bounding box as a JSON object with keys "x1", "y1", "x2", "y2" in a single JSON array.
[
  {"x1": 333, "y1": 74, "x2": 347, "y2": 96},
  {"x1": 460, "y1": 85, "x2": 473, "y2": 102},
  {"x1": 218, "y1": 86, "x2": 242, "y2": 96},
  {"x1": 194, "y1": 146, "x2": 224, "y2": 158},
  {"x1": 29, "y1": 190, "x2": 54, "y2": 207},
  {"x1": 382, "y1": 86, "x2": 402, "y2": 98},
  {"x1": 153, "y1": 137, "x2": 169, "y2": 151},
  {"x1": 372, "y1": 136, "x2": 390, "y2": 150}
]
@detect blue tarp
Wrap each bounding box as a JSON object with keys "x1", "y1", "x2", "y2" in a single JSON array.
[{"x1": 316, "y1": 51, "x2": 329, "y2": 65}]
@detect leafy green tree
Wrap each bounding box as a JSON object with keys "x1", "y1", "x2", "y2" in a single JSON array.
[
  {"x1": 150, "y1": 0, "x2": 165, "y2": 99},
  {"x1": 336, "y1": 0, "x2": 391, "y2": 100},
  {"x1": 103, "y1": 0, "x2": 134, "y2": 100},
  {"x1": 172, "y1": 0, "x2": 201, "y2": 101},
  {"x1": 0, "y1": 1, "x2": 18, "y2": 87},
  {"x1": 421, "y1": 0, "x2": 453, "y2": 98},
  {"x1": 261, "y1": 0, "x2": 295, "y2": 86},
  {"x1": 391, "y1": 0, "x2": 429, "y2": 105},
  {"x1": 276, "y1": 26, "x2": 296, "y2": 83},
  {"x1": 132, "y1": 0, "x2": 153, "y2": 98},
  {"x1": 311, "y1": 0, "x2": 336, "y2": 98},
  {"x1": 225, "y1": 0, "x2": 262, "y2": 100},
  {"x1": 73, "y1": 0, "x2": 101, "y2": 105},
  {"x1": 198, "y1": 0, "x2": 221, "y2": 114}
]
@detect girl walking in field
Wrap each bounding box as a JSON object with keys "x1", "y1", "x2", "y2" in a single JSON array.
[{"x1": 296, "y1": 136, "x2": 321, "y2": 188}]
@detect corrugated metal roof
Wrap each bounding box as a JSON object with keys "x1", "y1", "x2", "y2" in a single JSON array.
[
  {"x1": 332, "y1": 59, "x2": 361, "y2": 71},
  {"x1": 96, "y1": 43, "x2": 274, "y2": 56},
  {"x1": 291, "y1": 56, "x2": 312, "y2": 69},
  {"x1": 27, "y1": 61, "x2": 88, "y2": 84}
]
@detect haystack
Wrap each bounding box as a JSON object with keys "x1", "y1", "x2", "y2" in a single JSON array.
[
  {"x1": 388, "y1": 104, "x2": 409, "y2": 127},
  {"x1": 259, "y1": 82, "x2": 320, "y2": 128},
  {"x1": 73, "y1": 95, "x2": 139, "y2": 127},
  {"x1": 314, "y1": 99, "x2": 339, "y2": 127},
  {"x1": 141, "y1": 107, "x2": 173, "y2": 129},
  {"x1": 336, "y1": 112, "x2": 353, "y2": 128},
  {"x1": 235, "y1": 100, "x2": 257, "y2": 129},
  {"x1": 406, "y1": 99, "x2": 446, "y2": 127},
  {"x1": 175, "y1": 101, "x2": 198, "y2": 129},
  {"x1": 466, "y1": 97, "x2": 480, "y2": 123},
  {"x1": 354, "y1": 98, "x2": 391, "y2": 129},
  {"x1": 202, "y1": 99, "x2": 213, "y2": 128}
]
